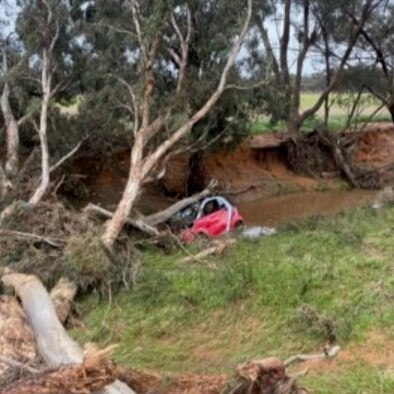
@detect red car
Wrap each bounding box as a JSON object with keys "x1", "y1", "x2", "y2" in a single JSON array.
[{"x1": 178, "y1": 196, "x2": 244, "y2": 242}]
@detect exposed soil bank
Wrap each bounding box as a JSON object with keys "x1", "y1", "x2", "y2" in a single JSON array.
[{"x1": 66, "y1": 124, "x2": 394, "y2": 221}]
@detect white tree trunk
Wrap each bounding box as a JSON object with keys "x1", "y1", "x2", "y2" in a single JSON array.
[
  {"x1": 0, "y1": 165, "x2": 12, "y2": 198},
  {"x1": 102, "y1": 168, "x2": 142, "y2": 249},
  {"x1": 29, "y1": 50, "x2": 51, "y2": 206},
  {"x1": 1, "y1": 79, "x2": 19, "y2": 177},
  {"x1": 1, "y1": 272, "x2": 136, "y2": 394}
]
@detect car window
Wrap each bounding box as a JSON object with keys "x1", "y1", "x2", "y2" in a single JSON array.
[{"x1": 203, "y1": 199, "x2": 220, "y2": 216}]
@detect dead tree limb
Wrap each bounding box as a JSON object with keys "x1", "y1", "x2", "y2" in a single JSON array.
[
  {"x1": 144, "y1": 183, "x2": 215, "y2": 226},
  {"x1": 0, "y1": 272, "x2": 136, "y2": 394},
  {"x1": 49, "y1": 138, "x2": 85, "y2": 174},
  {"x1": 0, "y1": 356, "x2": 40, "y2": 375},
  {"x1": 284, "y1": 345, "x2": 340, "y2": 367},
  {"x1": 84, "y1": 204, "x2": 160, "y2": 237},
  {"x1": 0, "y1": 229, "x2": 65, "y2": 248},
  {"x1": 85, "y1": 183, "x2": 216, "y2": 237},
  {"x1": 180, "y1": 239, "x2": 236, "y2": 263}
]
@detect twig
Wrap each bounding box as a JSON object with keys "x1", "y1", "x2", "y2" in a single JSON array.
[
  {"x1": 49, "y1": 138, "x2": 85, "y2": 174},
  {"x1": 180, "y1": 239, "x2": 236, "y2": 263},
  {"x1": 0, "y1": 356, "x2": 40, "y2": 374},
  {"x1": 0, "y1": 229, "x2": 64, "y2": 248},
  {"x1": 168, "y1": 231, "x2": 207, "y2": 264},
  {"x1": 51, "y1": 174, "x2": 66, "y2": 198}
]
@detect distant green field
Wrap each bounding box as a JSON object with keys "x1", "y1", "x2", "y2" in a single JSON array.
[{"x1": 251, "y1": 92, "x2": 391, "y2": 134}]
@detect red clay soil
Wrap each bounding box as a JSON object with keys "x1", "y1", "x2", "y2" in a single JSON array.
[
  {"x1": 354, "y1": 123, "x2": 394, "y2": 169},
  {"x1": 162, "y1": 144, "x2": 318, "y2": 198}
]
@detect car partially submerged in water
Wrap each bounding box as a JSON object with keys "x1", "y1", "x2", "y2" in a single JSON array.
[{"x1": 170, "y1": 196, "x2": 244, "y2": 242}]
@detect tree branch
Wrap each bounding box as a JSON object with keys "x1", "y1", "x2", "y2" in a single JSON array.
[
  {"x1": 0, "y1": 228, "x2": 64, "y2": 248},
  {"x1": 49, "y1": 138, "x2": 85, "y2": 174},
  {"x1": 300, "y1": 0, "x2": 381, "y2": 124}
]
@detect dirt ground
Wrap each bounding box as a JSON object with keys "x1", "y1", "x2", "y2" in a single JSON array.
[
  {"x1": 118, "y1": 329, "x2": 394, "y2": 394},
  {"x1": 354, "y1": 123, "x2": 394, "y2": 169}
]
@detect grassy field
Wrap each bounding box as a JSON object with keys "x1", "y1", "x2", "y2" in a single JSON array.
[
  {"x1": 251, "y1": 92, "x2": 392, "y2": 134},
  {"x1": 74, "y1": 204, "x2": 394, "y2": 393}
]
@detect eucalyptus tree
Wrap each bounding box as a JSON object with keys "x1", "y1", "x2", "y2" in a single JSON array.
[
  {"x1": 352, "y1": 0, "x2": 394, "y2": 122},
  {"x1": 252, "y1": 0, "x2": 384, "y2": 133},
  {"x1": 73, "y1": 0, "x2": 254, "y2": 248}
]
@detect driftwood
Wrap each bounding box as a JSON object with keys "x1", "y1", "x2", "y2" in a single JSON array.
[
  {"x1": 85, "y1": 183, "x2": 216, "y2": 237},
  {"x1": 181, "y1": 239, "x2": 236, "y2": 263},
  {"x1": 284, "y1": 345, "x2": 340, "y2": 367},
  {"x1": 0, "y1": 272, "x2": 136, "y2": 394},
  {"x1": 84, "y1": 204, "x2": 160, "y2": 237},
  {"x1": 144, "y1": 185, "x2": 214, "y2": 226}
]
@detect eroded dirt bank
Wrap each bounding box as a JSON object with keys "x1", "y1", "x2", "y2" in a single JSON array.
[{"x1": 66, "y1": 124, "x2": 394, "y2": 217}]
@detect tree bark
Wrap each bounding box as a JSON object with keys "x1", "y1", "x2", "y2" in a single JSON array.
[
  {"x1": 1, "y1": 82, "x2": 19, "y2": 177},
  {"x1": 1, "y1": 51, "x2": 20, "y2": 177},
  {"x1": 101, "y1": 167, "x2": 143, "y2": 248},
  {"x1": 0, "y1": 165, "x2": 12, "y2": 198},
  {"x1": 29, "y1": 49, "x2": 51, "y2": 206}
]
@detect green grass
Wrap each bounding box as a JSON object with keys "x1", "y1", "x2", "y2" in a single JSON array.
[
  {"x1": 251, "y1": 92, "x2": 392, "y2": 134},
  {"x1": 73, "y1": 204, "x2": 394, "y2": 392}
]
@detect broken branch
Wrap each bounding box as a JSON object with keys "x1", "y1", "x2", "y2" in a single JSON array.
[
  {"x1": 144, "y1": 182, "x2": 216, "y2": 226},
  {"x1": 0, "y1": 229, "x2": 64, "y2": 248},
  {"x1": 49, "y1": 139, "x2": 85, "y2": 174},
  {"x1": 284, "y1": 345, "x2": 341, "y2": 367},
  {"x1": 84, "y1": 203, "x2": 160, "y2": 237}
]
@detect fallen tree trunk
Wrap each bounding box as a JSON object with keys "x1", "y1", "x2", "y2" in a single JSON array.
[
  {"x1": 1, "y1": 271, "x2": 136, "y2": 394},
  {"x1": 85, "y1": 183, "x2": 215, "y2": 237},
  {"x1": 84, "y1": 204, "x2": 160, "y2": 237},
  {"x1": 144, "y1": 185, "x2": 213, "y2": 226}
]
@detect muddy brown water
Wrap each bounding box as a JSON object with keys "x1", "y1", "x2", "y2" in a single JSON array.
[{"x1": 236, "y1": 189, "x2": 379, "y2": 227}]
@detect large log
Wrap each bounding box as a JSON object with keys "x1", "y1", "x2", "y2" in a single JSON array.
[
  {"x1": 84, "y1": 204, "x2": 160, "y2": 237},
  {"x1": 84, "y1": 183, "x2": 215, "y2": 237},
  {"x1": 144, "y1": 185, "x2": 214, "y2": 226},
  {"x1": 1, "y1": 272, "x2": 136, "y2": 394}
]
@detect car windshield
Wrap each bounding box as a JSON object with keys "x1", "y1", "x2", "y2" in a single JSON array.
[{"x1": 198, "y1": 197, "x2": 232, "y2": 218}]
